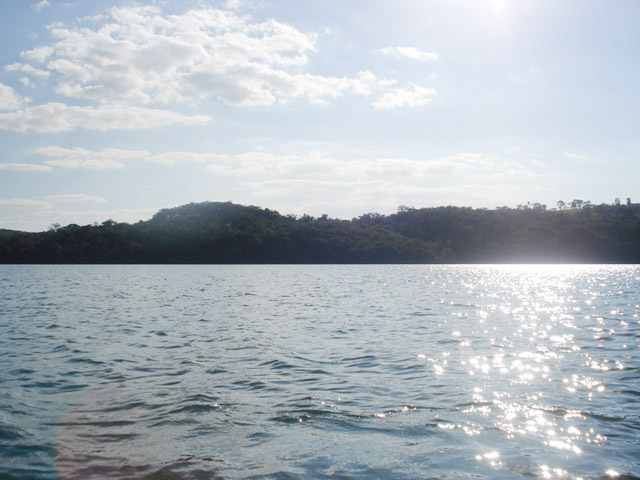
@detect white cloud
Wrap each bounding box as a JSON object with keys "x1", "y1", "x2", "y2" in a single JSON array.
[
  {"x1": 33, "y1": 146, "x2": 328, "y2": 174},
  {"x1": 200, "y1": 150, "x2": 537, "y2": 186},
  {"x1": 30, "y1": 146, "x2": 534, "y2": 183},
  {"x1": 20, "y1": 46, "x2": 54, "y2": 63},
  {"x1": 3, "y1": 3, "x2": 439, "y2": 138},
  {"x1": 16, "y1": 5, "x2": 391, "y2": 108},
  {"x1": 0, "y1": 83, "x2": 29, "y2": 110},
  {"x1": 372, "y1": 84, "x2": 437, "y2": 110},
  {"x1": 32, "y1": 0, "x2": 50, "y2": 13},
  {"x1": 0, "y1": 103, "x2": 210, "y2": 132},
  {"x1": 37, "y1": 146, "x2": 148, "y2": 169},
  {"x1": 43, "y1": 194, "x2": 108, "y2": 204},
  {"x1": 223, "y1": 0, "x2": 249, "y2": 10},
  {"x1": 0, "y1": 198, "x2": 50, "y2": 207},
  {"x1": 6, "y1": 63, "x2": 51, "y2": 79},
  {"x1": 0, "y1": 194, "x2": 107, "y2": 212},
  {"x1": 35, "y1": 146, "x2": 228, "y2": 169},
  {"x1": 42, "y1": 158, "x2": 125, "y2": 170},
  {"x1": 146, "y1": 151, "x2": 227, "y2": 165},
  {"x1": 0, "y1": 163, "x2": 52, "y2": 172},
  {"x1": 37, "y1": 146, "x2": 150, "y2": 159},
  {"x1": 381, "y1": 46, "x2": 439, "y2": 61},
  {"x1": 426, "y1": 153, "x2": 535, "y2": 178},
  {"x1": 241, "y1": 178, "x2": 357, "y2": 203}
]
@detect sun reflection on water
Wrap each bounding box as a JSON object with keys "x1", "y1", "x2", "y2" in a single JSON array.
[
  {"x1": 420, "y1": 265, "x2": 639, "y2": 478},
  {"x1": 4, "y1": 264, "x2": 638, "y2": 479}
]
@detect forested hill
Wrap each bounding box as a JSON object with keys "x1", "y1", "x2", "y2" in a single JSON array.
[
  {"x1": 1, "y1": 201, "x2": 639, "y2": 263},
  {"x1": 0, "y1": 229, "x2": 24, "y2": 237}
]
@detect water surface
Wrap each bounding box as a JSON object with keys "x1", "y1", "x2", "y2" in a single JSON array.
[{"x1": 1, "y1": 265, "x2": 638, "y2": 479}]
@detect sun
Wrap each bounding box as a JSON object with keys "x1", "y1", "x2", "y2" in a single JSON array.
[
  {"x1": 486, "y1": 0, "x2": 510, "y2": 23},
  {"x1": 489, "y1": 0, "x2": 508, "y2": 14},
  {"x1": 480, "y1": 0, "x2": 518, "y2": 37}
]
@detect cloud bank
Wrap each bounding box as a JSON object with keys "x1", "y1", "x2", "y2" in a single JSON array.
[{"x1": 1, "y1": 4, "x2": 437, "y2": 133}]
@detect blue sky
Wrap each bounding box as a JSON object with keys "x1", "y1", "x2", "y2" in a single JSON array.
[{"x1": 1, "y1": 0, "x2": 638, "y2": 231}]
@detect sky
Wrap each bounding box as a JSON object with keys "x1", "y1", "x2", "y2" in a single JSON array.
[{"x1": 1, "y1": 0, "x2": 639, "y2": 231}]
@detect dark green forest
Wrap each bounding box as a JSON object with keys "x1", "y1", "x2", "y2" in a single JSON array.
[{"x1": 1, "y1": 201, "x2": 639, "y2": 263}]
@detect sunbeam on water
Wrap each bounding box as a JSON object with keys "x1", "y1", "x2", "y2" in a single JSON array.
[{"x1": 0, "y1": 265, "x2": 638, "y2": 479}]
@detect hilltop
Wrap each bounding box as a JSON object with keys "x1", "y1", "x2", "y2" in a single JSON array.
[
  {"x1": 0, "y1": 229, "x2": 25, "y2": 237},
  {"x1": 1, "y1": 201, "x2": 639, "y2": 263}
]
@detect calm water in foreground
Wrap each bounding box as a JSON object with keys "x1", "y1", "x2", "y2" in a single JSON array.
[{"x1": 0, "y1": 265, "x2": 639, "y2": 480}]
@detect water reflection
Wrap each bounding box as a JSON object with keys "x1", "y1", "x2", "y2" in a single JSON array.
[
  {"x1": 421, "y1": 265, "x2": 639, "y2": 478},
  {"x1": 1, "y1": 265, "x2": 638, "y2": 479}
]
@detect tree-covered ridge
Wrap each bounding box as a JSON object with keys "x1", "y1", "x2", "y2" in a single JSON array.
[
  {"x1": 1, "y1": 201, "x2": 639, "y2": 263},
  {"x1": 0, "y1": 229, "x2": 25, "y2": 237}
]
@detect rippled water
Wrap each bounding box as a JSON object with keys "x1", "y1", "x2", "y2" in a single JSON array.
[{"x1": 0, "y1": 265, "x2": 639, "y2": 479}]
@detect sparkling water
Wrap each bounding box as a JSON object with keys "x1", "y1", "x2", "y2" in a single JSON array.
[{"x1": 1, "y1": 265, "x2": 638, "y2": 479}]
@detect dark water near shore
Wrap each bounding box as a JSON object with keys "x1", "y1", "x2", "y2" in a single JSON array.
[{"x1": 1, "y1": 265, "x2": 639, "y2": 479}]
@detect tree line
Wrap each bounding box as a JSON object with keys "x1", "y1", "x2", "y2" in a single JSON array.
[{"x1": 1, "y1": 200, "x2": 639, "y2": 263}]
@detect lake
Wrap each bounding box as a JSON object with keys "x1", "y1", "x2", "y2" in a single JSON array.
[{"x1": 0, "y1": 265, "x2": 638, "y2": 479}]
